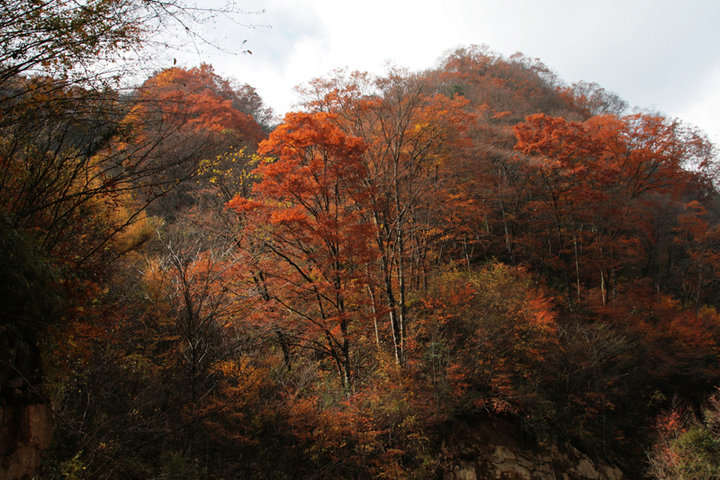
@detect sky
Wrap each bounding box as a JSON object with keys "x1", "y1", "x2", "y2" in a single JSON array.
[{"x1": 169, "y1": 0, "x2": 720, "y2": 145}]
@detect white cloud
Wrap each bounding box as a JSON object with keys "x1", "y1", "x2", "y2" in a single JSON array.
[{"x1": 676, "y1": 67, "x2": 720, "y2": 146}]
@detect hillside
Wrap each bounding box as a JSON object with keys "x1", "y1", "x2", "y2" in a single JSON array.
[{"x1": 1, "y1": 12, "x2": 719, "y2": 478}]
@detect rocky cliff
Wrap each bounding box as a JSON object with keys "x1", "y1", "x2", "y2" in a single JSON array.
[
  {"x1": 441, "y1": 418, "x2": 626, "y2": 480},
  {"x1": 0, "y1": 400, "x2": 55, "y2": 480}
]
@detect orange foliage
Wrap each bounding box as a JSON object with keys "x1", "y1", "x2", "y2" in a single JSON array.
[
  {"x1": 513, "y1": 112, "x2": 714, "y2": 303},
  {"x1": 228, "y1": 111, "x2": 375, "y2": 390},
  {"x1": 130, "y1": 64, "x2": 265, "y2": 143},
  {"x1": 417, "y1": 264, "x2": 558, "y2": 416}
]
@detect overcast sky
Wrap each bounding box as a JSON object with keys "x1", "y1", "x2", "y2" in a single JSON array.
[{"x1": 172, "y1": 0, "x2": 720, "y2": 144}]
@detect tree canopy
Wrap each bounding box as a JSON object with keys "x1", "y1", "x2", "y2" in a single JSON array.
[{"x1": 1, "y1": 13, "x2": 719, "y2": 478}]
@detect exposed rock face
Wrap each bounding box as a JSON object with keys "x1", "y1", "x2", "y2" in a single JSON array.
[
  {"x1": 441, "y1": 418, "x2": 625, "y2": 480},
  {"x1": 0, "y1": 400, "x2": 55, "y2": 480},
  {"x1": 444, "y1": 444, "x2": 624, "y2": 480}
]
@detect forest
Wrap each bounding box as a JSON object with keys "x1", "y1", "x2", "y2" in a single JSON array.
[{"x1": 1, "y1": 1, "x2": 720, "y2": 479}]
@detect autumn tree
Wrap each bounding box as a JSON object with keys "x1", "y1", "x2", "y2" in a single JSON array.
[
  {"x1": 144, "y1": 232, "x2": 241, "y2": 402},
  {"x1": 420, "y1": 46, "x2": 574, "y2": 267},
  {"x1": 0, "y1": 0, "x2": 249, "y2": 87},
  {"x1": 0, "y1": 26, "x2": 716, "y2": 478},
  {"x1": 121, "y1": 64, "x2": 266, "y2": 220},
  {"x1": 0, "y1": 65, "x2": 263, "y2": 401},
  {"x1": 228, "y1": 111, "x2": 373, "y2": 391},
  {"x1": 513, "y1": 112, "x2": 714, "y2": 305},
  {"x1": 417, "y1": 263, "x2": 558, "y2": 418},
  {"x1": 671, "y1": 201, "x2": 720, "y2": 307},
  {"x1": 557, "y1": 81, "x2": 628, "y2": 118},
  {"x1": 432, "y1": 46, "x2": 565, "y2": 123},
  {"x1": 0, "y1": 1, "x2": 266, "y2": 475},
  {"x1": 298, "y1": 69, "x2": 472, "y2": 365},
  {"x1": 649, "y1": 389, "x2": 720, "y2": 480}
]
